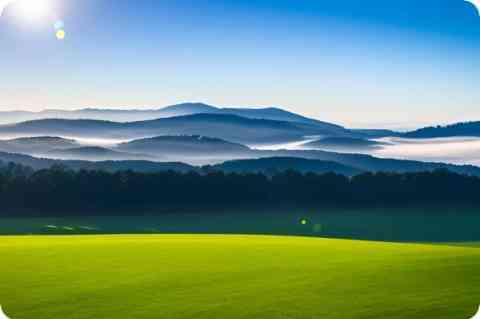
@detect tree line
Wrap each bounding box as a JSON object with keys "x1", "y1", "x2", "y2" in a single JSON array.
[{"x1": 0, "y1": 161, "x2": 479, "y2": 216}]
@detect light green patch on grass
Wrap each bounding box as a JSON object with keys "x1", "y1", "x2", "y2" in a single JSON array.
[
  {"x1": 0, "y1": 235, "x2": 479, "y2": 319},
  {"x1": 437, "y1": 242, "x2": 480, "y2": 248}
]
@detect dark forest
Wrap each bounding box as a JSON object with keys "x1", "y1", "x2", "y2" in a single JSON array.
[{"x1": 1, "y1": 161, "x2": 479, "y2": 216}]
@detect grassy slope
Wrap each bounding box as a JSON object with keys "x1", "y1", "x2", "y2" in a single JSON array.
[{"x1": 0, "y1": 235, "x2": 479, "y2": 319}]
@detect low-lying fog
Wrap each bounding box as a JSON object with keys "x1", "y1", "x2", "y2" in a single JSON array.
[
  {"x1": 2, "y1": 133, "x2": 480, "y2": 167},
  {"x1": 258, "y1": 136, "x2": 480, "y2": 166},
  {"x1": 370, "y1": 137, "x2": 480, "y2": 166},
  {"x1": 252, "y1": 136, "x2": 321, "y2": 151},
  {"x1": 63, "y1": 136, "x2": 134, "y2": 147},
  {"x1": 0, "y1": 135, "x2": 132, "y2": 147}
]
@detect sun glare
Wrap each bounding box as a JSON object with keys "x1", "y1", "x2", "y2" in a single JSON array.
[{"x1": 14, "y1": 0, "x2": 52, "y2": 22}]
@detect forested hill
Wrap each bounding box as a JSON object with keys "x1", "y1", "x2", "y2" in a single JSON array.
[
  {"x1": 405, "y1": 122, "x2": 480, "y2": 138},
  {"x1": 1, "y1": 162, "x2": 480, "y2": 216}
]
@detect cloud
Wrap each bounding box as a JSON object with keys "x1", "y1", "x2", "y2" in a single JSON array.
[{"x1": 466, "y1": 0, "x2": 480, "y2": 14}]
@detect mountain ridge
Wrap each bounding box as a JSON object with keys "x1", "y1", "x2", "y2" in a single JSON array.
[
  {"x1": 210, "y1": 157, "x2": 362, "y2": 176},
  {"x1": 0, "y1": 113, "x2": 352, "y2": 144},
  {"x1": 118, "y1": 135, "x2": 250, "y2": 156},
  {"x1": 404, "y1": 121, "x2": 480, "y2": 138},
  {"x1": 0, "y1": 102, "x2": 344, "y2": 129},
  {"x1": 1, "y1": 148, "x2": 480, "y2": 176}
]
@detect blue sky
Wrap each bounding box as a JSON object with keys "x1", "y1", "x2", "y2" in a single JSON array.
[{"x1": 0, "y1": 0, "x2": 479, "y2": 129}]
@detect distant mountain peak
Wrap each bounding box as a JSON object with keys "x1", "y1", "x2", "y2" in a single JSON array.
[{"x1": 160, "y1": 102, "x2": 219, "y2": 113}]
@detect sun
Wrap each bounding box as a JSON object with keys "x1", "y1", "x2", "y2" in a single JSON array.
[
  {"x1": 466, "y1": 0, "x2": 480, "y2": 15},
  {"x1": 17, "y1": 0, "x2": 51, "y2": 21},
  {"x1": 13, "y1": 0, "x2": 52, "y2": 22}
]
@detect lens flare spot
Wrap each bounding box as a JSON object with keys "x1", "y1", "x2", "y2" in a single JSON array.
[
  {"x1": 56, "y1": 29, "x2": 65, "y2": 40},
  {"x1": 54, "y1": 20, "x2": 64, "y2": 30}
]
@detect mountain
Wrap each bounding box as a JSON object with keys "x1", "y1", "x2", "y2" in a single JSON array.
[
  {"x1": 118, "y1": 135, "x2": 250, "y2": 156},
  {"x1": 210, "y1": 157, "x2": 362, "y2": 176},
  {"x1": 0, "y1": 119, "x2": 125, "y2": 142},
  {"x1": 0, "y1": 111, "x2": 42, "y2": 125},
  {"x1": 158, "y1": 103, "x2": 219, "y2": 117},
  {"x1": 0, "y1": 114, "x2": 351, "y2": 145},
  {"x1": 0, "y1": 103, "x2": 345, "y2": 129},
  {"x1": 47, "y1": 146, "x2": 148, "y2": 161},
  {"x1": 0, "y1": 136, "x2": 79, "y2": 155},
  {"x1": 1, "y1": 148, "x2": 480, "y2": 176},
  {"x1": 0, "y1": 119, "x2": 123, "y2": 137},
  {"x1": 219, "y1": 107, "x2": 344, "y2": 130},
  {"x1": 303, "y1": 137, "x2": 387, "y2": 152},
  {"x1": 160, "y1": 103, "x2": 347, "y2": 132},
  {"x1": 404, "y1": 122, "x2": 480, "y2": 138},
  {"x1": 0, "y1": 109, "x2": 166, "y2": 124},
  {"x1": 257, "y1": 149, "x2": 480, "y2": 176},
  {"x1": 0, "y1": 152, "x2": 195, "y2": 173}
]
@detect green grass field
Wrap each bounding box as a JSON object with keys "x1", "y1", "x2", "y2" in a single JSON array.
[{"x1": 1, "y1": 235, "x2": 479, "y2": 319}]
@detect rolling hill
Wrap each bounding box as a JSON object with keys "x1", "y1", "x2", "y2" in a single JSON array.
[
  {"x1": 0, "y1": 136, "x2": 80, "y2": 155},
  {"x1": 0, "y1": 235, "x2": 478, "y2": 319},
  {"x1": 47, "y1": 146, "x2": 149, "y2": 161},
  {"x1": 219, "y1": 106, "x2": 345, "y2": 129},
  {"x1": 118, "y1": 135, "x2": 250, "y2": 156},
  {"x1": 262, "y1": 149, "x2": 480, "y2": 176},
  {"x1": 0, "y1": 114, "x2": 352, "y2": 145},
  {"x1": 405, "y1": 121, "x2": 480, "y2": 138},
  {"x1": 0, "y1": 103, "x2": 347, "y2": 133},
  {"x1": 1, "y1": 147, "x2": 480, "y2": 176},
  {"x1": 211, "y1": 157, "x2": 362, "y2": 176},
  {"x1": 0, "y1": 151, "x2": 195, "y2": 173}
]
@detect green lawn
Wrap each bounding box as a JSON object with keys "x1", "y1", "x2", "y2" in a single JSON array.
[{"x1": 0, "y1": 235, "x2": 479, "y2": 319}]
